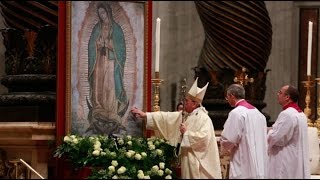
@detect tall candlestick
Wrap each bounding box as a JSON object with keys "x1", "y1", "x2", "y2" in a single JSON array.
[
  {"x1": 155, "y1": 17, "x2": 161, "y2": 72},
  {"x1": 307, "y1": 21, "x2": 313, "y2": 76}
]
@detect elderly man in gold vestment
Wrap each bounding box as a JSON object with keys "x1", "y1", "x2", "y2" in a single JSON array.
[{"x1": 131, "y1": 78, "x2": 221, "y2": 179}]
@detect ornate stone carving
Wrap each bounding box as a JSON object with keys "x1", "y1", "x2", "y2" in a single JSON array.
[
  {"x1": 0, "y1": 26, "x2": 56, "y2": 75},
  {"x1": 193, "y1": 2, "x2": 272, "y2": 130},
  {"x1": 0, "y1": 26, "x2": 57, "y2": 122},
  {"x1": 0, "y1": 148, "x2": 10, "y2": 179},
  {"x1": 8, "y1": 160, "x2": 29, "y2": 179},
  {"x1": 0, "y1": 28, "x2": 25, "y2": 75}
]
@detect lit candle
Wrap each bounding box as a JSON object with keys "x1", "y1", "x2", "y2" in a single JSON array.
[
  {"x1": 155, "y1": 18, "x2": 161, "y2": 72},
  {"x1": 307, "y1": 21, "x2": 313, "y2": 76}
]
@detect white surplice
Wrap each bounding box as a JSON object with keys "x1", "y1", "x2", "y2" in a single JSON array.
[
  {"x1": 220, "y1": 104, "x2": 268, "y2": 179},
  {"x1": 146, "y1": 106, "x2": 222, "y2": 179},
  {"x1": 267, "y1": 107, "x2": 310, "y2": 179}
]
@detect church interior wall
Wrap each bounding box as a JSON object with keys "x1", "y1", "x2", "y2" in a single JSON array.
[
  {"x1": 265, "y1": 1, "x2": 297, "y2": 122},
  {"x1": 155, "y1": 1, "x2": 300, "y2": 123},
  {"x1": 152, "y1": 1, "x2": 204, "y2": 112},
  {"x1": 0, "y1": 1, "x2": 315, "y2": 123},
  {"x1": 0, "y1": 1, "x2": 317, "y2": 125}
]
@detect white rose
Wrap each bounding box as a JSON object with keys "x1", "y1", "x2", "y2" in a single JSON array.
[
  {"x1": 148, "y1": 144, "x2": 155, "y2": 150},
  {"x1": 144, "y1": 175, "x2": 150, "y2": 179},
  {"x1": 94, "y1": 141, "x2": 101, "y2": 147},
  {"x1": 128, "y1": 150, "x2": 135, "y2": 154},
  {"x1": 110, "y1": 152, "x2": 117, "y2": 158},
  {"x1": 165, "y1": 168, "x2": 172, "y2": 174},
  {"x1": 72, "y1": 138, "x2": 78, "y2": 144},
  {"x1": 137, "y1": 170, "x2": 143, "y2": 174},
  {"x1": 152, "y1": 165, "x2": 159, "y2": 172},
  {"x1": 70, "y1": 135, "x2": 76, "y2": 139},
  {"x1": 127, "y1": 135, "x2": 132, "y2": 140},
  {"x1": 63, "y1": 136, "x2": 71, "y2": 142},
  {"x1": 95, "y1": 140, "x2": 101, "y2": 145},
  {"x1": 159, "y1": 162, "x2": 165, "y2": 169},
  {"x1": 154, "y1": 141, "x2": 160, "y2": 146},
  {"x1": 126, "y1": 152, "x2": 133, "y2": 158},
  {"x1": 111, "y1": 160, "x2": 118, "y2": 167},
  {"x1": 94, "y1": 144, "x2": 101, "y2": 150},
  {"x1": 92, "y1": 150, "x2": 100, "y2": 156},
  {"x1": 158, "y1": 169, "x2": 164, "y2": 176},
  {"x1": 118, "y1": 139, "x2": 124, "y2": 145},
  {"x1": 137, "y1": 173, "x2": 144, "y2": 179},
  {"x1": 156, "y1": 149, "x2": 163, "y2": 156},
  {"x1": 165, "y1": 175, "x2": 172, "y2": 179},
  {"x1": 112, "y1": 175, "x2": 119, "y2": 179},
  {"x1": 147, "y1": 141, "x2": 153, "y2": 145},
  {"x1": 117, "y1": 166, "x2": 126, "y2": 174},
  {"x1": 141, "y1": 152, "x2": 147, "y2": 157},
  {"x1": 135, "y1": 153, "x2": 142, "y2": 160},
  {"x1": 127, "y1": 141, "x2": 132, "y2": 146},
  {"x1": 108, "y1": 166, "x2": 115, "y2": 172}
]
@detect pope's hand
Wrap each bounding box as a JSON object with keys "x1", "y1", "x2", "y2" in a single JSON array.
[
  {"x1": 131, "y1": 107, "x2": 146, "y2": 118},
  {"x1": 180, "y1": 123, "x2": 186, "y2": 134}
]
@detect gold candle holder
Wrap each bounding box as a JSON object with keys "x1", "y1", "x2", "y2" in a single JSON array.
[
  {"x1": 302, "y1": 75, "x2": 314, "y2": 127},
  {"x1": 234, "y1": 67, "x2": 254, "y2": 86},
  {"x1": 151, "y1": 72, "x2": 163, "y2": 112},
  {"x1": 314, "y1": 78, "x2": 320, "y2": 134}
]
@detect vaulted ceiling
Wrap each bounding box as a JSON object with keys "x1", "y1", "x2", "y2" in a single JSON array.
[{"x1": 0, "y1": 1, "x2": 58, "y2": 31}]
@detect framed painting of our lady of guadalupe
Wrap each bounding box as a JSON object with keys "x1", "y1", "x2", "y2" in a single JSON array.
[{"x1": 64, "y1": 1, "x2": 152, "y2": 137}]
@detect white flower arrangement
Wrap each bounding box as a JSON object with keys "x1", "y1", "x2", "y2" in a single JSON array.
[{"x1": 54, "y1": 134, "x2": 178, "y2": 179}]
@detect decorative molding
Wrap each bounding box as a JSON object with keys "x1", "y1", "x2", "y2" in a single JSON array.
[{"x1": 0, "y1": 122, "x2": 55, "y2": 145}]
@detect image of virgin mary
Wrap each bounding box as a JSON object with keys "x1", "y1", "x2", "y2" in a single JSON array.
[{"x1": 86, "y1": 3, "x2": 129, "y2": 135}]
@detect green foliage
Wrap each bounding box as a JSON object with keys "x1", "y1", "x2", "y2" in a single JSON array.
[{"x1": 54, "y1": 135, "x2": 178, "y2": 179}]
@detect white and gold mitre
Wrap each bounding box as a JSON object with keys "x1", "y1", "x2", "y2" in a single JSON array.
[{"x1": 187, "y1": 77, "x2": 209, "y2": 103}]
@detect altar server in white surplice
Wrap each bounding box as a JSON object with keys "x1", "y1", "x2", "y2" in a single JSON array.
[
  {"x1": 131, "y1": 77, "x2": 222, "y2": 179},
  {"x1": 267, "y1": 85, "x2": 310, "y2": 179},
  {"x1": 220, "y1": 84, "x2": 268, "y2": 179}
]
